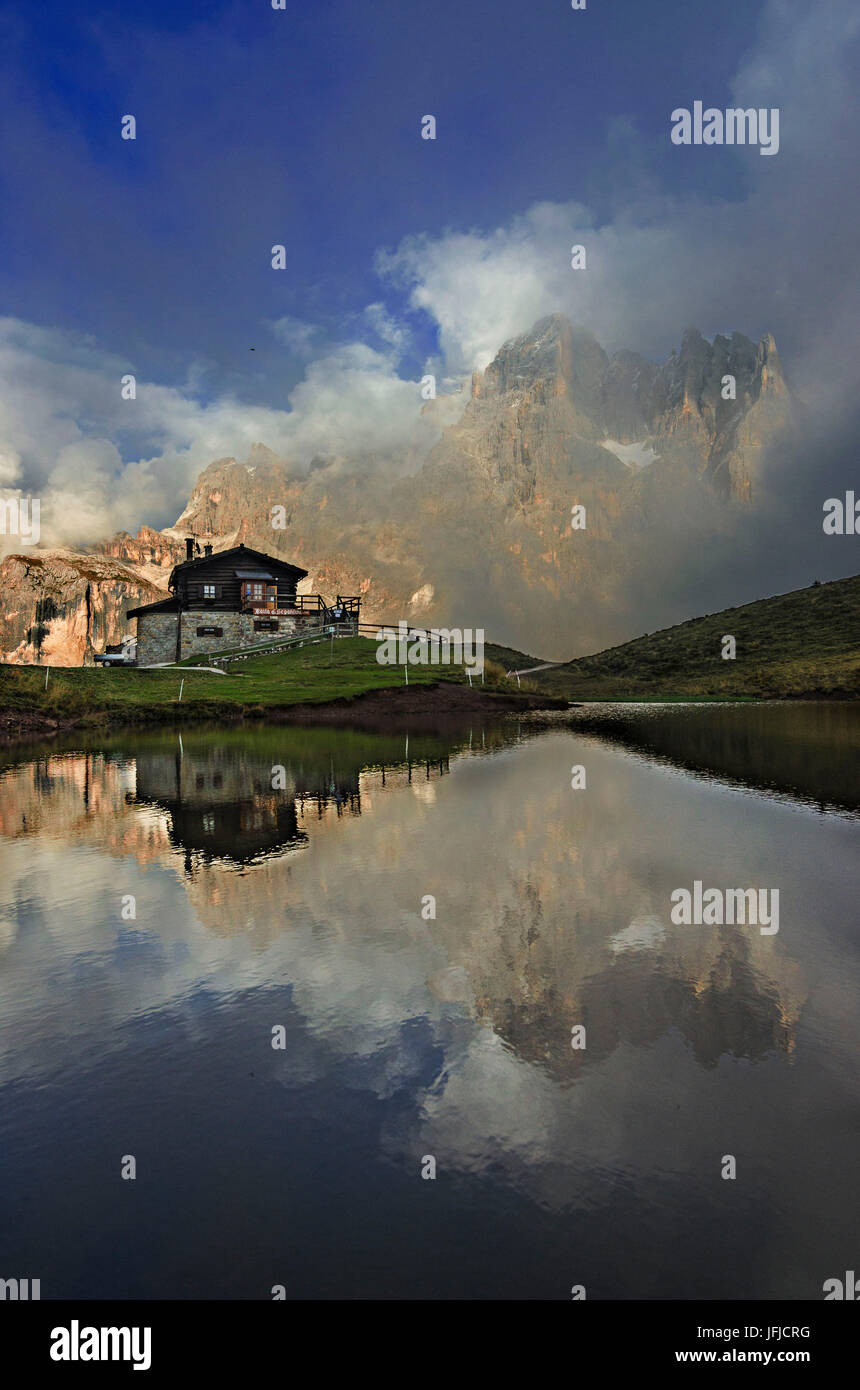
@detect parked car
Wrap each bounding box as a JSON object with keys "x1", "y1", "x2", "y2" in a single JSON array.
[{"x1": 94, "y1": 637, "x2": 137, "y2": 667}]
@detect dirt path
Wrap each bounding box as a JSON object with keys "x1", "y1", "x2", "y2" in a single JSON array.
[{"x1": 505, "y1": 662, "x2": 564, "y2": 676}]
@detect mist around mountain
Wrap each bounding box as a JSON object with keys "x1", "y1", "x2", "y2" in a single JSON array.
[{"x1": 0, "y1": 313, "x2": 849, "y2": 666}]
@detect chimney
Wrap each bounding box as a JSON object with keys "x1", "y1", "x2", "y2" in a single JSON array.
[
  {"x1": 185, "y1": 537, "x2": 194, "y2": 561},
  {"x1": 204, "y1": 542, "x2": 213, "y2": 557}
]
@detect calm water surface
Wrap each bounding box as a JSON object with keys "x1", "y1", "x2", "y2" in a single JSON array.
[{"x1": 0, "y1": 705, "x2": 858, "y2": 1299}]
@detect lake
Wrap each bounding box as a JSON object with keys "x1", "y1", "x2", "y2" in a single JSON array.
[{"x1": 0, "y1": 703, "x2": 857, "y2": 1299}]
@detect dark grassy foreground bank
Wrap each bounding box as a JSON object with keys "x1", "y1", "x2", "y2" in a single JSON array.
[
  {"x1": 526, "y1": 574, "x2": 860, "y2": 700},
  {"x1": 0, "y1": 636, "x2": 564, "y2": 741}
]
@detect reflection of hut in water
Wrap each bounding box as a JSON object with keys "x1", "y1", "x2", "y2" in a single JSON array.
[
  {"x1": 164, "y1": 793, "x2": 304, "y2": 864},
  {"x1": 127, "y1": 728, "x2": 458, "y2": 866},
  {"x1": 132, "y1": 744, "x2": 361, "y2": 866}
]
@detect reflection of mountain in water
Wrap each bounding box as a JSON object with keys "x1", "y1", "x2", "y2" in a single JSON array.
[
  {"x1": 483, "y1": 931, "x2": 802, "y2": 1078},
  {"x1": 1, "y1": 715, "x2": 857, "y2": 1295},
  {"x1": 454, "y1": 828, "x2": 808, "y2": 1084},
  {"x1": 0, "y1": 715, "x2": 824, "y2": 1079}
]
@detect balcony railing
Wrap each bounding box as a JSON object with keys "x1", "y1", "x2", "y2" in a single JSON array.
[
  {"x1": 241, "y1": 600, "x2": 298, "y2": 614},
  {"x1": 235, "y1": 593, "x2": 361, "y2": 628}
]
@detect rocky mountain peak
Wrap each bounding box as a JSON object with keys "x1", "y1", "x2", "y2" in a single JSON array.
[
  {"x1": 661, "y1": 326, "x2": 785, "y2": 414},
  {"x1": 469, "y1": 316, "x2": 788, "y2": 450},
  {"x1": 476, "y1": 315, "x2": 605, "y2": 396},
  {"x1": 754, "y1": 332, "x2": 786, "y2": 395},
  {"x1": 0, "y1": 316, "x2": 797, "y2": 665}
]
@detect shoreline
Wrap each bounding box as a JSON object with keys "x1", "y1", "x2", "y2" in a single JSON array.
[
  {"x1": 2, "y1": 686, "x2": 855, "y2": 749},
  {"x1": 0, "y1": 681, "x2": 568, "y2": 746}
]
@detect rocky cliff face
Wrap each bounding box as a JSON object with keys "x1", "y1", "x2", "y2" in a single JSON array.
[
  {"x1": 0, "y1": 317, "x2": 794, "y2": 664},
  {"x1": 0, "y1": 550, "x2": 165, "y2": 665},
  {"x1": 93, "y1": 524, "x2": 185, "y2": 586}
]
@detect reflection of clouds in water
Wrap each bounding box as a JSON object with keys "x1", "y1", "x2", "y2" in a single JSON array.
[
  {"x1": 409, "y1": 1028, "x2": 558, "y2": 1173},
  {"x1": 426, "y1": 965, "x2": 473, "y2": 1006},
  {"x1": 0, "y1": 838, "x2": 203, "y2": 1078},
  {"x1": 610, "y1": 915, "x2": 667, "y2": 954},
  {"x1": 1, "y1": 728, "x2": 856, "y2": 1224}
]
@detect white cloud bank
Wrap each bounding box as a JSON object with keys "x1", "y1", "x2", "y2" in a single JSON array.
[{"x1": 0, "y1": 320, "x2": 437, "y2": 550}]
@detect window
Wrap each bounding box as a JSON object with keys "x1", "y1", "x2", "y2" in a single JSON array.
[
  {"x1": 243, "y1": 581, "x2": 277, "y2": 607},
  {"x1": 202, "y1": 583, "x2": 217, "y2": 601}
]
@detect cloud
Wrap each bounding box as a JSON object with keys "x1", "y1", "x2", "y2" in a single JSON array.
[
  {"x1": 362, "y1": 302, "x2": 412, "y2": 357},
  {"x1": 282, "y1": 341, "x2": 434, "y2": 462},
  {"x1": 377, "y1": 208, "x2": 570, "y2": 372},
  {"x1": 268, "y1": 315, "x2": 320, "y2": 357},
  {"x1": 0, "y1": 319, "x2": 438, "y2": 550},
  {"x1": 379, "y1": 0, "x2": 860, "y2": 392},
  {"x1": 0, "y1": 448, "x2": 21, "y2": 486}
]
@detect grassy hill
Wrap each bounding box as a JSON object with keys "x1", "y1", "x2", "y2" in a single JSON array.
[
  {"x1": 528, "y1": 574, "x2": 860, "y2": 700},
  {"x1": 0, "y1": 635, "x2": 561, "y2": 738},
  {"x1": 484, "y1": 642, "x2": 543, "y2": 672}
]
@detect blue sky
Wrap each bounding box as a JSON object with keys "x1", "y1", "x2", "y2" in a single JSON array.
[
  {"x1": 1, "y1": 0, "x2": 763, "y2": 399},
  {"x1": 0, "y1": 0, "x2": 857, "y2": 544}
]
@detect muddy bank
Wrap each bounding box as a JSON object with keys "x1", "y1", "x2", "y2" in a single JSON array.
[
  {"x1": 266, "y1": 682, "x2": 566, "y2": 726},
  {"x1": 0, "y1": 682, "x2": 567, "y2": 746},
  {"x1": 0, "y1": 708, "x2": 80, "y2": 743}
]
